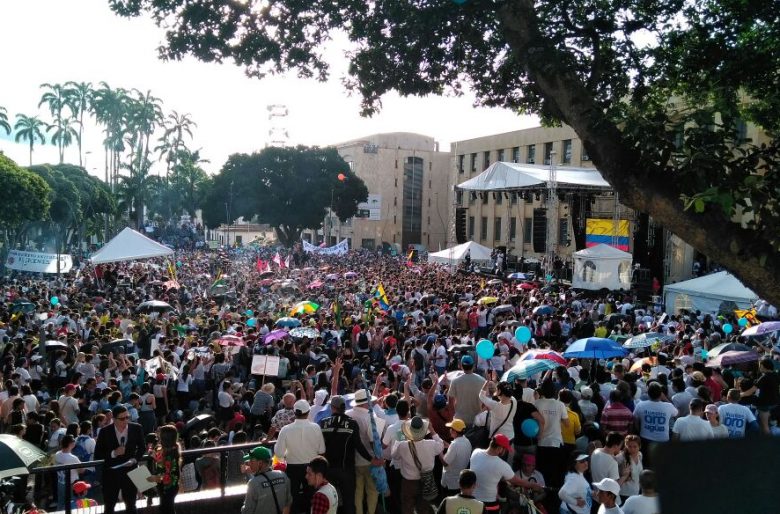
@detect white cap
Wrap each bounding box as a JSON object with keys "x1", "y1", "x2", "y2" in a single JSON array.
[
  {"x1": 293, "y1": 399, "x2": 311, "y2": 414},
  {"x1": 592, "y1": 478, "x2": 622, "y2": 505}
]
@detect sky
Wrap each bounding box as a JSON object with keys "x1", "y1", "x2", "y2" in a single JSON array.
[{"x1": 0, "y1": 0, "x2": 538, "y2": 176}]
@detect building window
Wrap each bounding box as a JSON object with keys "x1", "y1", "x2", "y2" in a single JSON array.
[
  {"x1": 393, "y1": 215, "x2": 397, "y2": 224},
  {"x1": 494, "y1": 218, "x2": 502, "y2": 241},
  {"x1": 510, "y1": 217, "x2": 517, "y2": 241},
  {"x1": 480, "y1": 217, "x2": 488, "y2": 241},
  {"x1": 497, "y1": 149, "x2": 504, "y2": 162},
  {"x1": 468, "y1": 216, "x2": 475, "y2": 238},
  {"x1": 402, "y1": 156, "x2": 424, "y2": 248},
  {"x1": 469, "y1": 192, "x2": 475, "y2": 205},
  {"x1": 458, "y1": 154, "x2": 465, "y2": 174},
  {"x1": 559, "y1": 218, "x2": 569, "y2": 245},
  {"x1": 511, "y1": 192, "x2": 518, "y2": 204},
  {"x1": 523, "y1": 217, "x2": 533, "y2": 243},
  {"x1": 470, "y1": 153, "x2": 477, "y2": 172},
  {"x1": 394, "y1": 178, "x2": 398, "y2": 187},
  {"x1": 544, "y1": 142, "x2": 553, "y2": 165},
  {"x1": 581, "y1": 144, "x2": 590, "y2": 161},
  {"x1": 456, "y1": 190, "x2": 463, "y2": 206},
  {"x1": 526, "y1": 145, "x2": 536, "y2": 164},
  {"x1": 428, "y1": 197, "x2": 431, "y2": 207},
  {"x1": 512, "y1": 146, "x2": 520, "y2": 163},
  {"x1": 394, "y1": 196, "x2": 397, "y2": 206},
  {"x1": 483, "y1": 150, "x2": 491, "y2": 169},
  {"x1": 736, "y1": 118, "x2": 748, "y2": 143},
  {"x1": 495, "y1": 192, "x2": 503, "y2": 205},
  {"x1": 482, "y1": 193, "x2": 488, "y2": 205},
  {"x1": 562, "y1": 139, "x2": 572, "y2": 164},
  {"x1": 361, "y1": 238, "x2": 376, "y2": 250}
]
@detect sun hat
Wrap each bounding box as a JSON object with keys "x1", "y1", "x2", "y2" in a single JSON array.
[
  {"x1": 445, "y1": 419, "x2": 466, "y2": 433},
  {"x1": 353, "y1": 389, "x2": 376, "y2": 405},
  {"x1": 402, "y1": 416, "x2": 429, "y2": 442},
  {"x1": 243, "y1": 446, "x2": 272, "y2": 462},
  {"x1": 593, "y1": 478, "x2": 622, "y2": 505}
]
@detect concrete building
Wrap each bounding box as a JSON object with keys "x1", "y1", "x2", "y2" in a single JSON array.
[
  {"x1": 207, "y1": 222, "x2": 276, "y2": 247},
  {"x1": 304, "y1": 133, "x2": 451, "y2": 252},
  {"x1": 450, "y1": 125, "x2": 692, "y2": 284}
]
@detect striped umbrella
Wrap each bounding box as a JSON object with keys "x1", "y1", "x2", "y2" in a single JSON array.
[
  {"x1": 741, "y1": 321, "x2": 780, "y2": 337},
  {"x1": 502, "y1": 359, "x2": 558, "y2": 382},
  {"x1": 519, "y1": 349, "x2": 568, "y2": 366},
  {"x1": 623, "y1": 332, "x2": 672, "y2": 349},
  {"x1": 289, "y1": 301, "x2": 320, "y2": 316},
  {"x1": 564, "y1": 337, "x2": 627, "y2": 359}
]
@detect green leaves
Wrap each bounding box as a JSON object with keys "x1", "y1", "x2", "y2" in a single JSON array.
[{"x1": 0, "y1": 155, "x2": 52, "y2": 229}]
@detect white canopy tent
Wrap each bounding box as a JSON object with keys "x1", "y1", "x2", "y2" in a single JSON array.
[
  {"x1": 664, "y1": 271, "x2": 758, "y2": 315},
  {"x1": 428, "y1": 241, "x2": 493, "y2": 268},
  {"x1": 456, "y1": 161, "x2": 611, "y2": 192},
  {"x1": 572, "y1": 244, "x2": 633, "y2": 291},
  {"x1": 90, "y1": 227, "x2": 174, "y2": 264}
]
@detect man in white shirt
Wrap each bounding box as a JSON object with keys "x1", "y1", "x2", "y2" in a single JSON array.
[
  {"x1": 274, "y1": 399, "x2": 326, "y2": 513},
  {"x1": 672, "y1": 399, "x2": 713, "y2": 442},
  {"x1": 622, "y1": 470, "x2": 661, "y2": 514},
  {"x1": 718, "y1": 388, "x2": 758, "y2": 438},
  {"x1": 590, "y1": 432, "x2": 630, "y2": 494},
  {"x1": 347, "y1": 389, "x2": 386, "y2": 514},
  {"x1": 441, "y1": 419, "x2": 472, "y2": 495}
]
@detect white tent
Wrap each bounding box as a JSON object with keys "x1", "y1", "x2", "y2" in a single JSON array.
[
  {"x1": 572, "y1": 244, "x2": 633, "y2": 291},
  {"x1": 664, "y1": 271, "x2": 758, "y2": 315},
  {"x1": 456, "y1": 162, "x2": 611, "y2": 192},
  {"x1": 90, "y1": 227, "x2": 174, "y2": 264},
  {"x1": 428, "y1": 241, "x2": 493, "y2": 268}
]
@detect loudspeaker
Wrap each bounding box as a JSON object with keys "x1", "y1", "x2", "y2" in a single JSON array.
[
  {"x1": 455, "y1": 207, "x2": 468, "y2": 244},
  {"x1": 532, "y1": 208, "x2": 547, "y2": 253}
]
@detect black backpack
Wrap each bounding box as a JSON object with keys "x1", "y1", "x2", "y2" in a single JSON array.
[
  {"x1": 412, "y1": 348, "x2": 425, "y2": 370},
  {"x1": 358, "y1": 332, "x2": 370, "y2": 351}
]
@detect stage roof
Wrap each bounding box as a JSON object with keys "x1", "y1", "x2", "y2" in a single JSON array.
[{"x1": 456, "y1": 161, "x2": 612, "y2": 192}]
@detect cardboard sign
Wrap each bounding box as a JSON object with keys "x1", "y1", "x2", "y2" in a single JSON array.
[{"x1": 251, "y1": 355, "x2": 281, "y2": 376}]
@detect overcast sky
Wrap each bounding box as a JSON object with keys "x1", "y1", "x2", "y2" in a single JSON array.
[{"x1": 0, "y1": 0, "x2": 538, "y2": 176}]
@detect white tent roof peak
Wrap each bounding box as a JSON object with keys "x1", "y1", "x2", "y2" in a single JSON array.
[
  {"x1": 456, "y1": 162, "x2": 611, "y2": 192},
  {"x1": 574, "y1": 244, "x2": 633, "y2": 260},
  {"x1": 664, "y1": 271, "x2": 758, "y2": 302},
  {"x1": 90, "y1": 227, "x2": 174, "y2": 264},
  {"x1": 428, "y1": 241, "x2": 493, "y2": 264}
]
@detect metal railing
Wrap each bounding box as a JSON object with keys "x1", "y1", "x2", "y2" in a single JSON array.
[{"x1": 25, "y1": 441, "x2": 268, "y2": 514}]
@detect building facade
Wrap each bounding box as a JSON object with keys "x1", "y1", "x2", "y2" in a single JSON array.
[{"x1": 304, "y1": 133, "x2": 451, "y2": 252}]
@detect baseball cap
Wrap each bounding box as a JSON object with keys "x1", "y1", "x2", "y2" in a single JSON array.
[
  {"x1": 446, "y1": 419, "x2": 466, "y2": 433},
  {"x1": 574, "y1": 452, "x2": 589, "y2": 463},
  {"x1": 433, "y1": 394, "x2": 448, "y2": 409},
  {"x1": 580, "y1": 386, "x2": 593, "y2": 399},
  {"x1": 243, "y1": 446, "x2": 272, "y2": 462},
  {"x1": 692, "y1": 371, "x2": 706, "y2": 382},
  {"x1": 492, "y1": 434, "x2": 511, "y2": 451},
  {"x1": 294, "y1": 399, "x2": 311, "y2": 414},
  {"x1": 64, "y1": 384, "x2": 76, "y2": 393},
  {"x1": 704, "y1": 404, "x2": 719, "y2": 415},
  {"x1": 592, "y1": 478, "x2": 622, "y2": 505},
  {"x1": 461, "y1": 355, "x2": 474, "y2": 366},
  {"x1": 73, "y1": 481, "x2": 91, "y2": 495}
]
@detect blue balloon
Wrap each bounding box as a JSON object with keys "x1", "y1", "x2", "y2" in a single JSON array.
[
  {"x1": 50, "y1": 296, "x2": 59, "y2": 306},
  {"x1": 247, "y1": 318, "x2": 256, "y2": 327},
  {"x1": 246, "y1": 309, "x2": 254, "y2": 317},
  {"x1": 176, "y1": 261, "x2": 182, "y2": 267},
  {"x1": 515, "y1": 326, "x2": 532, "y2": 344},
  {"x1": 738, "y1": 317, "x2": 749, "y2": 327},
  {"x1": 521, "y1": 418, "x2": 540, "y2": 438},
  {"x1": 701, "y1": 349, "x2": 708, "y2": 359},
  {"x1": 723, "y1": 323, "x2": 733, "y2": 334},
  {"x1": 476, "y1": 339, "x2": 495, "y2": 360}
]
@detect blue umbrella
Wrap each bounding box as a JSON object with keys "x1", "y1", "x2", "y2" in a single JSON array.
[
  {"x1": 564, "y1": 337, "x2": 627, "y2": 359},
  {"x1": 274, "y1": 317, "x2": 302, "y2": 328},
  {"x1": 502, "y1": 359, "x2": 558, "y2": 382},
  {"x1": 533, "y1": 305, "x2": 555, "y2": 316},
  {"x1": 623, "y1": 332, "x2": 673, "y2": 349},
  {"x1": 507, "y1": 272, "x2": 528, "y2": 280}
]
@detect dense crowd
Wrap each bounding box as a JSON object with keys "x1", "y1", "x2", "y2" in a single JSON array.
[{"x1": 0, "y1": 246, "x2": 777, "y2": 514}]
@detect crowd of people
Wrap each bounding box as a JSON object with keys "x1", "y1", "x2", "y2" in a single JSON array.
[{"x1": 0, "y1": 245, "x2": 777, "y2": 514}]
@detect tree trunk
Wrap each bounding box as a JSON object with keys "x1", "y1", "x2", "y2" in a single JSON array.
[
  {"x1": 500, "y1": 0, "x2": 780, "y2": 306},
  {"x1": 275, "y1": 225, "x2": 301, "y2": 247}
]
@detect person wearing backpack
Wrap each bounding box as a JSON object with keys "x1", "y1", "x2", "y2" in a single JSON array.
[
  {"x1": 412, "y1": 340, "x2": 428, "y2": 387},
  {"x1": 73, "y1": 421, "x2": 97, "y2": 485}
]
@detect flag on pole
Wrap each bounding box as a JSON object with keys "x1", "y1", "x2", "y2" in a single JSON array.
[
  {"x1": 332, "y1": 300, "x2": 342, "y2": 327},
  {"x1": 211, "y1": 269, "x2": 224, "y2": 289},
  {"x1": 373, "y1": 283, "x2": 390, "y2": 311},
  {"x1": 406, "y1": 249, "x2": 414, "y2": 267},
  {"x1": 273, "y1": 252, "x2": 283, "y2": 267},
  {"x1": 166, "y1": 259, "x2": 177, "y2": 281},
  {"x1": 256, "y1": 257, "x2": 263, "y2": 271},
  {"x1": 480, "y1": 277, "x2": 485, "y2": 291},
  {"x1": 284, "y1": 255, "x2": 291, "y2": 269}
]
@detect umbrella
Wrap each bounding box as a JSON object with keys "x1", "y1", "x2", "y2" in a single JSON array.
[
  {"x1": 259, "y1": 270, "x2": 275, "y2": 278},
  {"x1": 344, "y1": 271, "x2": 358, "y2": 278},
  {"x1": 507, "y1": 272, "x2": 528, "y2": 280},
  {"x1": 183, "y1": 414, "x2": 215, "y2": 437},
  {"x1": 438, "y1": 370, "x2": 464, "y2": 385},
  {"x1": 564, "y1": 337, "x2": 627, "y2": 359},
  {"x1": 325, "y1": 273, "x2": 339, "y2": 281},
  {"x1": 420, "y1": 294, "x2": 438, "y2": 304},
  {"x1": 478, "y1": 296, "x2": 499, "y2": 305},
  {"x1": 741, "y1": 321, "x2": 780, "y2": 337},
  {"x1": 218, "y1": 335, "x2": 245, "y2": 346},
  {"x1": 610, "y1": 334, "x2": 630, "y2": 343},
  {"x1": 44, "y1": 340, "x2": 68, "y2": 348},
  {"x1": 136, "y1": 300, "x2": 174, "y2": 314},
  {"x1": 519, "y1": 350, "x2": 568, "y2": 366},
  {"x1": 308, "y1": 280, "x2": 324, "y2": 289},
  {"x1": 264, "y1": 329, "x2": 290, "y2": 344},
  {"x1": 492, "y1": 304, "x2": 515, "y2": 315},
  {"x1": 517, "y1": 283, "x2": 537, "y2": 291},
  {"x1": 289, "y1": 301, "x2": 320, "y2": 316},
  {"x1": 10, "y1": 300, "x2": 36, "y2": 314},
  {"x1": 630, "y1": 357, "x2": 658, "y2": 372},
  {"x1": 623, "y1": 332, "x2": 672, "y2": 349},
  {"x1": 210, "y1": 283, "x2": 230, "y2": 296},
  {"x1": 533, "y1": 305, "x2": 556, "y2": 316},
  {"x1": 502, "y1": 359, "x2": 558, "y2": 382},
  {"x1": 706, "y1": 350, "x2": 760, "y2": 367},
  {"x1": 275, "y1": 317, "x2": 302, "y2": 328},
  {"x1": 290, "y1": 327, "x2": 319, "y2": 339},
  {"x1": 500, "y1": 319, "x2": 522, "y2": 328},
  {"x1": 487, "y1": 279, "x2": 503, "y2": 286},
  {"x1": 0, "y1": 434, "x2": 47, "y2": 479},
  {"x1": 259, "y1": 278, "x2": 275, "y2": 286},
  {"x1": 100, "y1": 338, "x2": 134, "y2": 355},
  {"x1": 708, "y1": 342, "x2": 752, "y2": 357},
  {"x1": 163, "y1": 280, "x2": 180, "y2": 291}
]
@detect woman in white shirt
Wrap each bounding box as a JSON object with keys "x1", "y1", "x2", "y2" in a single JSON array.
[
  {"x1": 559, "y1": 452, "x2": 592, "y2": 514},
  {"x1": 615, "y1": 435, "x2": 643, "y2": 499},
  {"x1": 479, "y1": 380, "x2": 517, "y2": 441}
]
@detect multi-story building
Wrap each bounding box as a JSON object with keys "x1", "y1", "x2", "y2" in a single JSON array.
[{"x1": 304, "y1": 133, "x2": 451, "y2": 252}]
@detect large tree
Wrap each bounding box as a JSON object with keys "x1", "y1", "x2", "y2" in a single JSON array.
[
  {"x1": 201, "y1": 146, "x2": 368, "y2": 246},
  {"x1": 13, "y1": 114, "x2": 47, "y2": 166},
  {"x1": 0, "y1": 154, "x2": 52, "y2": 255},
  {"x1": 110, "y1": 0, "x2": 780, "y2": 304},
  {"x1": 0, "y1": 106, "x2": 10, "y2": 135}
]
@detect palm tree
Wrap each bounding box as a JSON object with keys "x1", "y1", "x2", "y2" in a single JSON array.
[
  {"x1": 170, "y1": 148, "x2": 209, "y2": 216},
  {"x1": 46, "y1": 117, "x2": 80, "y2": 164},
  {"x1": 126, "y1": 89, "x2": 163, "y2": 167},
  {"x1": 91, "y1": 83, "x2": 131, "y2": 188},
  {"x1": 158, "y1": 110, "x2": 196, "y2": 180},
  {"x1": 39, "y1": 83, "x2": 75, "y2": 163},
  {"x1": 117, "y1": 155, "x2": 159, "y2": 228},
  {"x1": 13, "y1": 114, "x2": 47, "y2": 166},
  {"x1": 64, "y1": 81, "x2": 93, "y2": 167},
  {"x1": 0, "y1": 106, "x2": 11, "y2": 135}
]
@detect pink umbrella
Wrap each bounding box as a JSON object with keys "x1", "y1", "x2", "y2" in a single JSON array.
[
  {"x1": 263, "y1": 329, "x2": 289, "y2": 344},
  {"x1": 218, "y1": 335, "x2": 245, "y2": 346},
  {"x1": 260, "y1": 278, "x2": 274, "y2": 286},
  {"x1": 308, "y1": 280, "x2": 324, "y2": 289},
  {"x1": 519, "y1": 349, "x2": 567, "y2": 366},
  {"x1": 517, "y1": 282, "x2": 537, "y2": 291}
]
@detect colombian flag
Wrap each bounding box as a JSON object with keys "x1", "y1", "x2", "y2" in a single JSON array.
[
  {"x1": 374, "y1": 283, "x2": 390, "y2": 311},
  {"x1": 586, "y1": 219, "x2": 630, "y2": 251}
]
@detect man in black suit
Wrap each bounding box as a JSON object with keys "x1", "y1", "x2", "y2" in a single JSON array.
[{"x1": 94, "y1": 405, "x2": 146, "y2": 514}]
